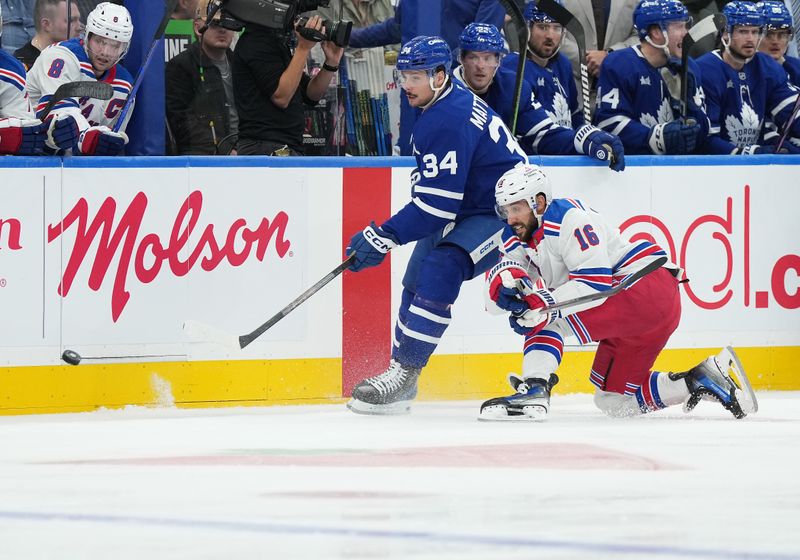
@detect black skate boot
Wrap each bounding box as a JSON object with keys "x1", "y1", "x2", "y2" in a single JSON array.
[
  {"x1": 478, "y1": 373, "x2": 559, "y2": 421},
  {"x1": 347, "y1": 360, "x2": 422, "y2": 415},
  {"x1": 668, "y1": 346, "x2": 758, "y2": 419}
]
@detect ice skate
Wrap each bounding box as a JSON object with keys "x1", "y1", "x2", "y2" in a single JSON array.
[
  {"x1": 347, "y1": 360, "x2": 421, "y2": 415},
  {"x1": 669, "y1": 346, "x2": 758, "y2": 419},
  {"x1": 478, "y1": 373, "x2": 558, "y2": 421}
]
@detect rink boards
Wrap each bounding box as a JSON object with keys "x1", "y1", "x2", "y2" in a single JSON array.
[{"x1": 0, "y1": 155, "x2": 797, "y2": 414}]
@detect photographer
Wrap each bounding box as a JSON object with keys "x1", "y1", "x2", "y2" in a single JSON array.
[{"x1": 233, "y1": 15, "x2": 343, "y2": 155}]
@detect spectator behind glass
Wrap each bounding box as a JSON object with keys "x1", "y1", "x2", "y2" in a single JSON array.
[
  {"x1": 166, "y1": 0, "x2": 238, "y2": 155},
  {"x1": 232, "y1": 16, "x2": 343, "y2": 156},
  {"x1": 315, "y1": 0, "x2": 397, "y2": 51},
  {"x1": 14, "y1": 0, "x2": 82, "y2": 71},
  {"x1": 1, "y1": 0, "x2": 35, "y2": 54}
]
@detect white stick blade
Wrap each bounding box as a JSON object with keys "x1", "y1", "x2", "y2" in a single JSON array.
[{"x1": 183, "y1": 320, "x2": 240, "y2": 351}]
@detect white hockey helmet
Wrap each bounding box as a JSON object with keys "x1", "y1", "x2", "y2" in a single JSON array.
[
  {"x1": 495, "y1": 163, "x2": 553, "y2": 221},
  {"x1": 85, "y1": 2, "x2": 133, "y2": 58}
]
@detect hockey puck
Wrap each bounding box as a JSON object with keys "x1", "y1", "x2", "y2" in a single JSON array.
[{"x1": 61, "y1": 349, "x2": 82, "y2": 366}]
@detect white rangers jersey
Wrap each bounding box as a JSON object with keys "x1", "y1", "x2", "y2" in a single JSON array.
[
  {"x1": 0, "y1": 49, "x2": 34, "y2": 119},
  {"x1": 493, "y1": 198, "x2": 678, "y2": 344},
  {"x1": 26, "y1": 37, "x2": 133, "y2": 133}
]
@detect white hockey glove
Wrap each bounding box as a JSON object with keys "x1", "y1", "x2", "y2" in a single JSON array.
[
  {"x1": 508, "y1": 288, "x2": 561, "y2": 336},
  {"x1": 78, "y1": 125, "x2": 129, "y2": 156}
]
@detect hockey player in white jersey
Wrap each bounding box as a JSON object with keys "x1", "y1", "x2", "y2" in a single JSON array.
[
  {"x1": 0, "y1": 4, "x2": 74, "y2": 155},
  {"x1": 453, "y1": 22, "x2": 625, "y2": 169},
  {"x1": 593, "y1": 0, "x2": 709, "y2": 155},
  {"x1": 344, "y1": 36, "x2": 527, "y2": 415},
  {"x1": 480, "y1": 164, "x2": 757, "y2": 421},
  {"x1": 26, "y1": 2, "x2": 133, "y2": 155},
  {"x1": 696, "y1": 1, "x2": 800, "y2": 154}
]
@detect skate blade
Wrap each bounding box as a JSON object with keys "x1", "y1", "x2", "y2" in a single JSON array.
[
  {"x1": 346, "y1": 398, "x2": 411, "y2": 416},
  {"x1": 715, "y1": 346, "x2": 758, "y2": 415},
  {"x1": 478, "y1": 404, "x2": 548, "y2": 422}
]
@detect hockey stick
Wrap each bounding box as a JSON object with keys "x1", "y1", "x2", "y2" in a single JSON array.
[
  {"x1": 536, "y1": 0, "x2": 590, "y2": 124},
  {"x1": 238, "y1": 255, "x2": 355, "y2": 349},
  {"x1": 679, "y1": 13, "x2": 725, "y2": 125},
  {"x1": 775, "y1": 93, "x2": 800, "y2": 152},
  {"x1": 37, "y1": 81, "x2": 114, "y2": 120},
  {"x1": 495, "y1": 0, "x2": 528, "y2": 135},
  {"x1": 542, "y1": 256, "x2": 668, "y2": 313},
  {"x1": 111, "y1": 0, "x2": 179, "y2": 133}
]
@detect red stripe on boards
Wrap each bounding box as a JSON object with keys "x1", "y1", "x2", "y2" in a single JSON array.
[{"x1": 342, "y1": 168, "x2": 393, "y2": 396}]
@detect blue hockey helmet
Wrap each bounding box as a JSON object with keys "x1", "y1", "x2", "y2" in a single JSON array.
[
  {"x1": 757, "y1": 0, "x2": 792, "y2": 31},
  {"x1": 459, "y1": 23, "x2": 508, "y2": 54},
  {"x1": 397, "y1": 35, "x2": 452, "y2": 74},
  {"x1": 633, "y1": 0, "x2": 690, "y2": 40},
  {"x1": 524, "y1": 0, "x2": 562, "y2": 24},
  {"x1": 723, "y1": 1, "x2": 765, "y2": 33}
]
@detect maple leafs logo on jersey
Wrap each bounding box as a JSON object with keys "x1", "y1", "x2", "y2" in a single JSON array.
[
  {"x1": 639, "y1": 97, "x2": 673, "y2": 128},
  {"x1": 724, "y1": 102, "x2": 762, "y2": 146},
  {"x1": 546, "y1": 93, "x2": 572, "y2": 128}
]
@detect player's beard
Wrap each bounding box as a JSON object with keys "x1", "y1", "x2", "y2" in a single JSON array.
[{"x1": 511, "y1": 214, "x2": 538, "y2": 242}]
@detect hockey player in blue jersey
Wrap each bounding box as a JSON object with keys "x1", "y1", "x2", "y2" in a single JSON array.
[
  {"x1": 696, "y1": 1, "x2": 800, "y2": 154},
  {"x1": 758, "y1": 0, "x2": 800, "y2": 87},
  {"x1": 501, "y1": 1, "x2": 583, "y2": 129},
  {"x1": 26, "y1": 2, "x2": 133, "y2": 155},
  {"x1": 453, "y1": 22, "x2": 625, "y2": 170},
  {"x1": 344, "y1": 36, "x2": 527, "y2": 415},
  {"x1": 593, "y1": 0, "x2": 709, "y2": 155}
]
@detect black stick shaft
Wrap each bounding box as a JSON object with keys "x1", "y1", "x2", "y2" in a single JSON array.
[
  {"x1": 543, "y1": 257, "x2": 667, "y2": 312},
  {"x1": 496, "y1": 0, "x2": 528, "y2": 136},
  {"x1": 239, "y1": 255, "x2": 355, "y2": 349}
]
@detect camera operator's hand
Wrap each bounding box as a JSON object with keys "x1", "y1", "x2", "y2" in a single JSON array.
[
  {"x1": 321, "y1": 40, "x2": 344, "y2": 67},
  {"x1": 295, "y1": 15, "x2": 323, "y2": 52}
]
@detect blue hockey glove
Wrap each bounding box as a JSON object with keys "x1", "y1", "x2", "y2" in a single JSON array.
[
  {"x1": 575, "y1": 125, "x2": 626, "y2": 172},
  {"x1": 45, "y1": 114, "x2": 80, "y2": 152},
  {"x1": 346, "y1": 222, "x2": 399, "y2": 272},
  {"x1": 508, "y1": 288, "x2": 561, "y2": 336},
  {"x1": 78, "y1": 125, "x2": 129, "y2": 156},
  {"x1": 648, "y1": 120, "x2": 701, "y2": 155},
  {"x1": 0, "y1": 117, "x2": 48, "y2": 155}
]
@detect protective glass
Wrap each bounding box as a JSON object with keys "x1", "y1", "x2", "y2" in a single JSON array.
[
  {"x1": 396, "y1": 71, "x2": 430, "y2": 88},
  {"x1": 531, "y1": 22, "x2": 564, "y2": 36}
]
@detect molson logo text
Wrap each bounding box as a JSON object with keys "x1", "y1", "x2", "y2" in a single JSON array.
[{"x1": 47, "y1": 190, "x2": 291, "y2": 322}]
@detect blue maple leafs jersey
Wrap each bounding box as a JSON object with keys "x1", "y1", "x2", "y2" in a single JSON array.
[
  {"x1": 381, "y1": 80, "x2": 527, "y2": 245},
  {"x1": 783, "y1": 55, "x2": 800, "y2": 88},
  {"x1": 0, "y1": 50, "x2": 34, "y2": 119},
  {"x1": 593, "y1": 45, "x2": 709, "y2": 155},
  {"x1": 696, "y1": 50, "x2": 800, "y2": 153},
  {"x1": 452, "y1": 65, "x2": 578, "y2": 154},
  {"x1": 500, "y1": 52, "x2": 582, "y2": 129}
]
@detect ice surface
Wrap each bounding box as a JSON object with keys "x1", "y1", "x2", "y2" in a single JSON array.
[{"x1": 1, "y1": 393, "x2": 799, "y2": 559}]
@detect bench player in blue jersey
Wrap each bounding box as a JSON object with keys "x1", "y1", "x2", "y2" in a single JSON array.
[
  {"x1": 453, "y1": 22, "x2": 625, "y2": 170},
  {"x1": 501, "y1": 1, "x2": 583, "y2": 130},
  {"x1": 593, "y1": 0, "x2": 709, "y2": 155},
  {"x1": 696, "y1": 1, "x2": 800, "y2": 154},
  {"x1": 758, "y1": 0, "x2": 800, "y2": 86},
  {"x1": 480, "y1": 164, "x2": 758, "y2": 421},
  {"x1": 757, "y1": 1, "x2": 800, "y2": 149},
  {"x1": 344, "y1": 35, "x2": 527, "y2": 415}
]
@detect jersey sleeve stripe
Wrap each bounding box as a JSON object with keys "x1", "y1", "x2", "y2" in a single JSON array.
[
  {"x1": 412, "y1": 197, "x2": 457, "y2": 220},
  {"x1": 614, "y1": 241, "x2": 666, "y2": 271},
  {"x1": 772, "y1": 94, "x2": 798, "y2": 117},
  {"x1": 597, "y1": 115, "x2": 630, "y2": 136},
  {"x1": 413, "y1": 185, "x2": 464, "y2": 200},
  {"x1": 0, "y1": 69, "x2": 26, "y2": 90},
  {"x1": 543, "y1": 221, "x2": 560, "y2": 237}
]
